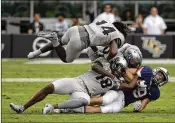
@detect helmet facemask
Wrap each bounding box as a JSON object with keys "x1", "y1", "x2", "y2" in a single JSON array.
[{"x1": 153, "y1": 68, "x2": 169, "y2": 87}]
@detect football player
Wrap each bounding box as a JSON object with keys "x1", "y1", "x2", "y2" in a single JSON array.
[
  {"x1": 86, "y1": 43, "x2": 142, "y2": 68},
  {"x1": 28, "y1": 21, "x2": 130, "y2": 62},
  {"x1": 52, "y1": 67, "x2": 169, "y2": 114},
  {"x1": 10, "y1": 56, "x2": 126, "y2": 114}
]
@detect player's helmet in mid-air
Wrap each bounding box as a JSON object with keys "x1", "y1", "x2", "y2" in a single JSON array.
[
  {"x1": 153, "y1": 67, "x2": 169, "y2": 87},
  {"x1": 124, "y1": 48, "x2": 142, "y2": 68},
  {"x1": 112, "y1": 21, "x2": 131, "y2": 38}
]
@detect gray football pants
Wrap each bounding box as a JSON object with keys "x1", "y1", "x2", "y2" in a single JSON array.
[{"x1": 61, "y1": 26, "x2": 89, "y2": 62}]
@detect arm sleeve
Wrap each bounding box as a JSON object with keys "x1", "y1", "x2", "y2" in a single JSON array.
[
  {"x1": 148, "y1": 87, "x2": 160, "y2": 101},
  {"x1": 160, "y1": 18, "x2": 167, "y2": 30}
]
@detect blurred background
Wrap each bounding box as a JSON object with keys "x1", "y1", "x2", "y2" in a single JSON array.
[{"x1": 1, "y1": 0, "x2": 175, "y2": 59}]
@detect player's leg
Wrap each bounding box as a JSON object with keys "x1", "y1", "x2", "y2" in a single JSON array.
[
  {"x1": 10, "y1": 83, "x2": 54, "y2": 113},
  {"x1": 100, "y1": 91, "x2": 125, "y2": 113},
  {"x1": 69, "y1": 90, "x2": 122, "y2": 113},
  {"x1": 27, "y1": 37, "x2": 54, "y2": 59},
  {"x1": 89, "y1": 90, "x2": 119, "y2": 106},
  {"x1": 54, "y1": 26, "x2": 84, "y2": 63},
  {"x1": 43, "y1": 91, "x2": 90, "y2": 114},
  {"x1": 10, "y1": 78, "x2": 81, "y2": 113}
]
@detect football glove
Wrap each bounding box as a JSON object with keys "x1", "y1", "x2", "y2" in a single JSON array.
[
  {"x1": 137, "y1": 80, "x2": 147, "y2": 88},
  {"x1": 133, "y1": 101, "x2": 141, "y2": 112}
]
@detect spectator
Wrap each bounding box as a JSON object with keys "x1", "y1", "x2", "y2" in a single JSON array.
[
  {"x1": 122, "y1": 10, "x2": 134, "y2": 21},
  {"x1": 130, "y1": 14, "x2": 143, "y2": 33},
  {"x1": 143, "y1": 7, "x2": 167, "y2": 35},
  {"x1": 93, "y1": 4, "x2": 115, "y2": 23},
  {"x1": 112, "y1": 7, "x2": 121, "y2": 21},
  {"x1": 72, "y1": 16, "x2": 80, "y2": 26},
  {"x1": 28, "y1": 13, "x2": 44, "y2": 34},
  {"x1": 55, "y1": 13, "x2": 69, "y2": 35}
]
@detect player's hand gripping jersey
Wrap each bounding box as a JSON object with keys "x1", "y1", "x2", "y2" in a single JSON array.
[
  {"x1": 123, "y1": 66, "x2": 160, "y2": 106},
  {"x1": 78, "y1": 57, "x2": 121, "y2": 96},
  {"x1": 84, "y1": 20, "x2": 125, "y2": 47}
]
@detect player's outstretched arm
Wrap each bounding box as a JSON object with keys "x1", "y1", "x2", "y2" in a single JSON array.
[
  {"x1": 133, "y1": 98, "x2": 150, "y2": 112},
  {"x1": 107, "y1": 40, "x2": 118, "y2": 61}
]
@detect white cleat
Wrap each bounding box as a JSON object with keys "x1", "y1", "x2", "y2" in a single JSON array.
[
  {"x1": 10, "y1": 103, "x2": 24, "y2": 114},
  {"x1": 53, "y1": 109, "x2": 62, "y2": 114},
  {"x1": 37, "y1": 31, "x2": 58, "y2": 40},
  {"x1": 27, "y1": 52, "x2": 37, "y2": 59},
  {"x1": 42, "y1": 104, "x2": 54, "y2": 115}
]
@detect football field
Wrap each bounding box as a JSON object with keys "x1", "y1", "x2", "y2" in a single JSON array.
[{"x1": 2, "y1": 59, "x2": 175, "y2": 122}]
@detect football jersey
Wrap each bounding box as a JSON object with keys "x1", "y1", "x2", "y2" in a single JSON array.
[
  {"x1": 86, "y1": 46, "x2": 108, "y2": 62},
  {"x1": 123, "y1": 66, "x2": 159, "y2": 106},
  {"x1": 78, "y1": 57, "x2": 120, "y2": 96},
  {"x1": 84, "y1": 20, "x2": 125, "y2": 48}
]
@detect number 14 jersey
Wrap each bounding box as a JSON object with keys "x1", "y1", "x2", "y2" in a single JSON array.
[{"x1": 84, "y1": 20, "x2": 125, "y2": 48}]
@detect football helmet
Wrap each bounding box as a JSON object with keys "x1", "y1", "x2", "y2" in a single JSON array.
[
  {"x1": 153, "y1": 67, "x2": 169, "y2": 87},
  {"x1": 110, "y1": 56, "x2": 128, "y2": 75},
  {"x1": 124, "y1": 48, "x2": 142, "y2": 68}
]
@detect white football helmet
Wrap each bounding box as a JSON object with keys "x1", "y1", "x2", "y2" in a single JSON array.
[
  {"x1": 124, "y1": 48, "x2": 142, "y2": 68},
  {"x1": 153, "y1": 67, "x2": 169, "y2": 87}
]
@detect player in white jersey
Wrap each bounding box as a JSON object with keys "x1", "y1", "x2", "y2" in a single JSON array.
[
  {"x1": 86, "y1": 43, "x2": 142, "y2": 68},
  {"x1": 10, "y1": 57, "x2": 123, "y2": 114},
  {"x1": 28, "y1": 21, "x2": 130, "y2": 63}
]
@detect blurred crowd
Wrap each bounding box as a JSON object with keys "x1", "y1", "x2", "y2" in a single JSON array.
[{"x1": 28, "y1": 4, "x2": 167, "y2": 35}]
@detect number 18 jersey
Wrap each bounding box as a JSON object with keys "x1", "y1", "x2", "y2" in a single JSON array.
[
  {"x1": 78, "y1": 57, "x2": 120, "y2": 96},
  {"x1": 84, "y1": 20, "x2": 125, "y2": 48}
]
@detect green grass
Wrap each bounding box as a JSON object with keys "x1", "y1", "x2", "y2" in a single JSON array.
[{"x1": 2, "y1": 59, "x2": 175, "y2": 122}]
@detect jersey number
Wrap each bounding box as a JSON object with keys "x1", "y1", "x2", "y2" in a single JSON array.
[
  {"x1": 133, "y1": 87, "x2": 147, "y2": 98},
  {"x1": 96, "y1": 20, "x2": 116, "y2": 35},
  {"x1": 95, "y1": 75, "x2": 112, "y2": 88}
]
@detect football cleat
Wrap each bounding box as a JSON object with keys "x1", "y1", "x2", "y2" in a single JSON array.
[
  {"x1": 37, "y1": 31, "x2": 58, "y2": 40},
  {"x1": 27, "y1": 52, "x2": 37, "y2": 59},
  {"x1": 42, "y1": 104, "x2": 54, "y2": 115},
  {"x1": 10, "y1": 103, "x2": 24, "y2": 114}
]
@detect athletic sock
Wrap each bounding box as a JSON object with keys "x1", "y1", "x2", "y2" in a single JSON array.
[{"x1": 52, "y1": 38, "x2": 60, "y2": 47}]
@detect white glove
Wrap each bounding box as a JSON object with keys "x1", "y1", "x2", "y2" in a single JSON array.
[
  {"x1": 133, "y1": 101, "x2": 141, "y2": 112},
  {"x1": 137, "y1": 80, "x2": 147, "y2": 88}
]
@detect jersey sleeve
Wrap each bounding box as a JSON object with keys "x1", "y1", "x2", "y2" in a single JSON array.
[
  {"x1": 147, "y1": 86, "x2": 160, "y2": 101},
  {"x1": 136, "y1": 66, "x2": 153, "y2": 88},
  {"x1": 93, "y1": 57, "x2": 110, "y2": 71}
]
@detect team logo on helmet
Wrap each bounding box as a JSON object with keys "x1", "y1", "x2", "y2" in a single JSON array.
[
  {"x1": 32, "y1": 37, "x2": 51, "y2": 57},
  {"x1": 141, "y1": 37, "x2": 166, "y2": 58}
]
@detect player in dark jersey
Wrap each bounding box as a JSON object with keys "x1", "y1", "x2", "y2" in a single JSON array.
[{"x1": 81, "y1": 67, "x2": 169, "y2": 113}]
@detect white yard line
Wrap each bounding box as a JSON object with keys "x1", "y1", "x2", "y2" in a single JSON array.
[
  {"x1": 2, "y1": 77, "x2": 175, "y2": 82},
  {"x1": 24, "y1": 59, "x2": 175, "y2": 64},
  {"x1": 3, "y1": 58, "x2": 175, "y2": 64}
]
